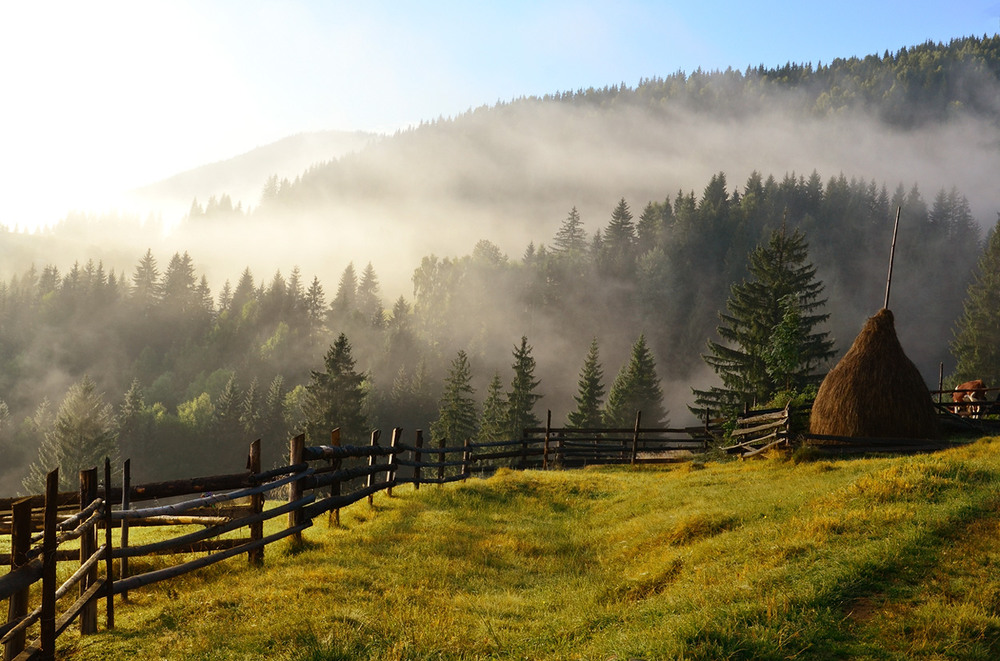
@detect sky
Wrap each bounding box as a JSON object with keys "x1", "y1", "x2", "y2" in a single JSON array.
[{"x1": 1, "y1": 0, "x2": 998, "y2": 231}]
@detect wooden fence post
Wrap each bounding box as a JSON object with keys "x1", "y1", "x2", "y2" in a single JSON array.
[
  {"x1": 39, "y1": 469, "x2": 58, "y2": 661},
  {"x1": 103, "y1": 458, "x2": 114, "y2": 630},
  {"x1": 437, "y1": 433, "x2": 446, "y2": 487},
  {"x1": 120, "y1": 459, "x2": 131, "y2": 603},
  {"x1": 413, "y1": 430, "x2": 423, "y2": 491},
  {"x1": 630, "y1": 410, "x2": 642, "y2": 466},
  {"x1": 328, "y1": 428, "x2": 341, "y2": 527},
  {"x1": 703, "y1": 410, "x2": 711, "y2": 451},
  {"x1": 386, "y1": 428, "x2": 401, "y2": 497},
  {"x1": 4, "y1": 498, "x2": 31, "y2": 660},
  {"x1": 938, "y1": 362, "x2": 944, "y2": 404},
  {"x1": 79, "y1": 467, "x2": 98, "y2": 635},
  {"x1": 556, "y1": 423, "x2": 565, "y2": 467},
  {"x1": 543, "y1": 410, "x2": 551, "y2": 470},
  {"x1": 288, "y1": 434, "x2": 305, "y2": 544},
  {"x1": 247, "y1": 439, "x2": 264, "y2": 567},
  {"x1": 462, "y1": 438, "x2": 472, "y2": 478},
  {"x1": 520, "y1": 429, "x2": 528, "y2": 469},
  {"x1": 367, "y1": 430, "x2": 381, "y2": 506}
]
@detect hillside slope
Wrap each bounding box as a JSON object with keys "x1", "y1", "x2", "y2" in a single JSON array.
[{"x1": 65, "y1": 441, "x2": 1000, "y2": 660}]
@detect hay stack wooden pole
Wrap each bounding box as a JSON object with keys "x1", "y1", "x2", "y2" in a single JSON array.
[
  {"x1": 884, "y1": 206, "x2": 901, "y2": 309},
  {"x1": 810, "y1": 206, "x2": 939, "y2": 441}
]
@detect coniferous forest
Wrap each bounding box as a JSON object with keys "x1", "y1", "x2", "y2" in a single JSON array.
[{"x1": 0, "y1": 35, "x2": 998, "y2": 493}]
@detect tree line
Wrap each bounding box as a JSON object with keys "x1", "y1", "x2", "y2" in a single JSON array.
[{"x1": 0, "y1": 167, "x2": 990, "y2": 493}]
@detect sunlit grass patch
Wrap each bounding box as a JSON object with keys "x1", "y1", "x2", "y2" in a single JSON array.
[{"x1": 844, "y1": 456, "x2": 992, "y2": 503}]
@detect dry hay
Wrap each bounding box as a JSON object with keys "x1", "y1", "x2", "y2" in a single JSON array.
[{"x1": 810, "y1": 308, "x2": 939, "y2": 439}]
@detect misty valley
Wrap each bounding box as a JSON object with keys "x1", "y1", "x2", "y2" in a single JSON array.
[{"x1": 0, "y1": 35, "x2": 999, "y2": 496}]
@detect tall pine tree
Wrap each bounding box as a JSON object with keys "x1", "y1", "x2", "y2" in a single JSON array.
[
  {"x1": 568, "y1": 338, "x2": 605, "y2": 428},
  {"x1": 477, "y1": 372, "x2": 509, "y2": 445},
  {"x1": 599, "y1": 198, "x2": 637, "y2": 277},
  {"x1": 552, "y1": 206, "x2": 588, "y2": 254},
  {"x1": 694, "y1": 226, "x2": 834, "y2": 414},
  {"x1": 951, "y1": 216, "x2": 1000, "y2": 385},
  {"x1": 302, "y1": 333, "x2": 369, "y2": 444},
  {"x1": 604, "y1": 335, "x2": 668, "y2": 427},
  {"x1": 430, "y1": 350, "x2": 478, "y2": 444},
  {"x1": 507, "y1": 336, "x2": 542, "y2": 438},
  {"x1": 23, "y1": 376, "x2": 118, "y2": 492}
]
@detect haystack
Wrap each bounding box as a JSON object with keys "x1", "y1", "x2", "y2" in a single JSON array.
[{"x1": 810, "y1": 308, "x2": 939, "y2": 439}]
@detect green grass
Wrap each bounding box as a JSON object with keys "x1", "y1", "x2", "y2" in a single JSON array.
[{"x1": 51, "y1": 439, "x2": 1000, "y2": 660}]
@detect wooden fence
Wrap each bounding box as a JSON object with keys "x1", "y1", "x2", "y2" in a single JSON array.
[
  {"x1": 719, "y1": 398, "x2": 987, "y2": 458},
  {"x1": 518, "y1": 411, "x2": 715, "y2": 468},
  {"x1": 0, "y1": 400, "x2": 979, "y2": 658}
]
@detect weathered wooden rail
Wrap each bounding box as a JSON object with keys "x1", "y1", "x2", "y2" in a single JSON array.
[
  {"x1": 520, "y1": 411, "x2": 714, "y2": 468},
  {"x1": 719, "y1": 399, "x2": 984, "y2": 458}
]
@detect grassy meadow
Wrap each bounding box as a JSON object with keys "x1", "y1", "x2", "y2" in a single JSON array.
[{"x1": 53, "y1": 439, "x2": 1000, "y2": 660}]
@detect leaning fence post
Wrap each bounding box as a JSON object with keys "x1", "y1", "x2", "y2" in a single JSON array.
[
  {"x1": 413, "y1": 430, "x2": 423, "y2": 491},
  {"x1": 4, "y1": 498, "x2": 32, "y2": 660},
  {"x1": 39, "y1": 469, "x2": 58, "y2": 661},
  {"x1": 386, "y1": 428, "x2": 401, "y2": 497},
  {"x1": 103, "y1": 458, "x2": 114, "y2": 630},
  {"x1": 120, "y1": 459, "x2": 131, "y2": 603},
  {"x1": 367, "y1": 429, "x2": 382, "y2": 506},
  {"x1": 288, "y1": 434, "x2": 306, "y2": 544},
  {"x1": 630, "y1": 410, "x2": 642, "y2": 466},
  {"x1": 79, "y1": 467, "x2": 98, "y2": 635},
  {"x1": 247, "y1": 439, "x2": 264, "y2": 567}
]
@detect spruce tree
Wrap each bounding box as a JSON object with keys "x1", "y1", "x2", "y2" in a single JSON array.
[
  {"x1": 477, "y1": 372, "x2": 509, "y2": 444},
  {"x1": 599, "y1": 198, "x2": 637, "y2": 277},
  {"x1": 567, "y1": 338, "x2": 605, "y2": 428},
  {"x1": 23, "y1": 376, "x2": 118, "y2": 492},
  {"x1": 357, "y1": 262, "x2": 384, "y2": 327},
  {"x1": 130, "y1": 249, "x2": 161, "y2": 308},
  {"x1": 694, "y1": 226, "x2": 835, "y2": 414},
  {"x1": 304, "y1": 276, "x2": 326, "y2": 338},
  {"x1": 239, "y1": 377, "x2": 261, "y2": 438},
  {"x1": 553, "y1": 206, "x2": 588, "y2": 254},
  {"x1": 117, "y1": 378, "x2": 152, "y2": 462},
  {"x1": 259, "y1": 375, "x2": 289, "y2": 445},
  {"x1": 330, "y1": 263, "x2": 358, "y2": 322},
  {"x1": 302, "y1": 333, "x2": 369, "y2": 444},
  {"x1": 507, "y1": 336, "x2": 542, "y2": 438},
  {"x1": 430, "y1": 350, "x2": 478, "y2": 444},
  {"x1": 211, "y1": 375, "x2": 245, "y2": 461},
  {"x1": 951, "y1": 216, "x2": 1000, "y2": 384},
  {"x1": 604, "y1": 335, "x2": 668, "y2": 427}
]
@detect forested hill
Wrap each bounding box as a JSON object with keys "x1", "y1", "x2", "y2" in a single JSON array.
[
  {"x1": 0, "y1": 35, "x2": 998, "y2": 494},
  {"x1": 194, "y1": 35, "x2": 1000, "y2": 276},
  {"x1": 547, "y1": 34, "x2": 1000, "y2": 126}
]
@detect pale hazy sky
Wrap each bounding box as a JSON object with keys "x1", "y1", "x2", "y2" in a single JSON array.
[{"x1": 1, "y1": 0, "x2": 997, "y2": 230}]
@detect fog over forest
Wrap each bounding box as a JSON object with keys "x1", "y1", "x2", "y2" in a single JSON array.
[{"x1": 1, "y1": 38, "x2": 999, "y2": 492}]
